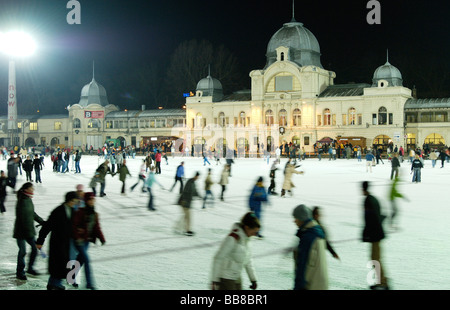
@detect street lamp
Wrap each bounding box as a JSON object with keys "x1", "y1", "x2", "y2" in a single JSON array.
[{"x1": 0, "y1": 31, "x2": 36, "y2": 149}]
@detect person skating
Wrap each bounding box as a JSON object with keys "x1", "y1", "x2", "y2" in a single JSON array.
[
  {"x1": 219, "y1": 164, "x2": 230, "y2": 201},
  {"x1": 202, "y1": 168, "x2": 214, "y2": 209},
  {"x1": 411, "y1": 154, "x2": 423, "y2": 183},
  {"x1": 365, "y1": 150, "x2": 375, "y2": 173},
  {"x1": 145, "y1": 166, "x2": 164, "y2": 211},
  {"x1": 13, "y1": 182, "x2": 45, "y2": 280},
  {"x1": 268, "y1": 161, "x2": 278, "y2": 195},
  {"x1": 281, "y1": 159, "x2": 304, "y2": 197},
  {"x1": 361, "y1": 181, "x2": 389, "y2": 290},
  {"x1": 311, "y1": 207, "x2": 339, "y2": 260},
  {"x1": 155, "y1": 150, "x2": 162, "y2": 174},
  {"x1": 37, "y1": 191, "x2": 80, "y2": 290},
  {"x1": 7, "y1": 153, "x2": 19, "y2": 193},
  {"x1": 33, "y1": 154, "x2": 43, "y2": 183},
  {"x1": 211, "y1": 212, "x2": 260, "y2": 290},
  {"x1": 131, "y1": 160, "x2": 147, "y2": 193},
  {"x1": 292, "y1": 204, "x2": 328, "y2": 290},
  {"x1": 96, "y1": 159, "x2": 114, "y2": 197},
  {"x1": 0, "y1": 171, "x2": 7, "y2": 214},
  {"x1": 119, "y1": 159, "x2": 132, "y2": 196},
  {"x1": 72, "y1": 192, "x2": 106, "y2": 290},
  {"x1": 23, "y1": 155, "x2": 33, "y2": 182},
  {"x1": 249, "y1": 177, "x2": 268, "y2": 238},
  {"x1": 390, "y1": 153, "x2": 401, "y2": 180},
  {"x1": 176, "y1": 172, "x2": 201, "y2": 236},
  {"x1": 74, "y1": 150, "x2": 82, "y2": 173},
  {"x1": 170, "y1": 161, "x2": 185, "y2": 194},
  {"x1": 389, "y1": 176, "x2": 408, "y2": 230}
]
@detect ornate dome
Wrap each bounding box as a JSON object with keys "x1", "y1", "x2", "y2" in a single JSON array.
[
  {"x1": 372, "y1": 61, "x2": 403, "y2": 87},
  {"x1": 266, "y1": 19, "x2": 322, "y2": 68},
  {"x1": 78, "y1": 77, "x2": 110, "y2": 107},
  {"x1": 196, "y1": 74, "x2": 224, "y2": 102}
]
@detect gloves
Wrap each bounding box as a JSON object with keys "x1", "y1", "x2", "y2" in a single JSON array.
[{"x1": 249, "y1": 281, "x2": 257, "y2": 290}]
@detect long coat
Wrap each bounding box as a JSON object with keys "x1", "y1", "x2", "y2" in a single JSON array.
[
  {"x1": 13, "y1": 193, "x2": 44, "y2": 239},
  {"x1": 282, "y1": 164, "x2": 303, "y2": 190},
  {"x1": 72, "y1": 206, "x2": 105, "y2": 245},
  {"x1": 362, "y1": 195, "x2": 385, "y2": 243},
  {"x1": 37, "y1": 204, "x2": 74, "y2": 279}
]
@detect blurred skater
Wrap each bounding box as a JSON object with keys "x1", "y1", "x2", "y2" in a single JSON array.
[
  {"x1": 361, "y1": 181, "x2": 389, "y2": 290},
  {"x1": 119, "y1": 159, "x2": 132, "y2": 196},
  {"x1": 219, "y1": 164, "x2": 230, "y2": 201},
  {"x1": 72, "y1": 192, "x2": 106, "y2": 290},
  {"x1": 281, "y1": 159, "x2": 304, "y2": 197},
  {"x1": 389, "y1": 176, "x2": 408, "y2": 230},
  {"x1": 13, "y1": 183, "x2": 45, "y2": 280},
  {"x1": 176, "y1": 172, "x2": 201, "y2": 236},
  {"x1": 0, "y1": 171, "x2": 7, "y2": 214},
  {"x1": 211, "y1": 212, "x2": 260, "y2": 290},
  {"x1": 131, "y1": 160, "x2": 147, "y2": 193},
  {"x1": 145, "y1": 166, "x2": 164, "y2": 211},
  {"x1": 292, "y1": 204, "x2": 328, "y2": 290},
  {"x1": 202, "y1": 168, "x2": 214, "y2": 209},
  {"x1": 248, "y1": 177, "x2": 268, "y2": 238},
  {"x1": 268, "y1": 161, "x2": 278, "y2": 195},
  {"x1": 311, "y1": 207, "x2": 339, "y2": 260},
  {"x1": 170, "y1": 161, "x2": 185, "y2": 194}
]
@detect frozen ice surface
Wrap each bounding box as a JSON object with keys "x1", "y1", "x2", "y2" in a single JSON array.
[{"x1": 0, "y1": 154, "x2": 448, "y2": 290}]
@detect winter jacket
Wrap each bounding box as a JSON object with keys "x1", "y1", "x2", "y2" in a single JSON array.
[
  {"x1": 72, "y1": 206, "x2": 105, "y2": 245},
  {"x1": 294, "y1": 219, "x2": 328, "y2": 290},
  {"x1": 96, "y1": 163, "x2": 112, "y2": 182},
  {"x1": 37, "y1": 204, "x2": 74, "y2": 279},
  {"x1": 0, "y1": 176, "x2": 7, "y2": 198},
  {"x1": 13, "y1": 192, "x2": 44, "y2": 239},
  {"x1": 7, "y1": 158, "x2": 18, "y2": 178},
  {"x1": 23, "y1": 159, "x2": 33, "y2": 172},
  {"x1": 389, "y1": 177, "x2": 404, "y2": 201},
  {"x1": 119, "y1": 164, "x2": 131, "y2": 182},
  {"x1": 391, "y1": 157, "x2": 400, "y2": 168},
  {"x1": 282, "y1": 164, "x2": 302, "y2": 190},
  {"x1": 211, "y1": 223, "x2": 257, "y2": 283},
  {"x1": 145, "y1": 172, "x2": 161, "y2": 188},
  {"x1": 155, "y1": 152, "x2": 162, "y2": 162},
  {"x1": 249, "y1": 185, "x2": 268, "y2": 210},
  {"x1": 175, "y1": 165, "x2": 184, "y2": 178},
  {"x1": 362, "y1": 195, "x2": 385, "y2": 243},
  {"x1": 33, "y1": 158, "x2": 42, "y2": 170},
  {"x1": 219, "y1": 169, "x2": 229, "y2": 186},
  {"x1": 204, "y1": 174, "x2": 213, "y2": 191},
  {"x1": 411, "y1": 159, "x2": 423, "y2": 170},
  {"x1": 179, "y1": 178, "x2": 199, "y2": 208}
]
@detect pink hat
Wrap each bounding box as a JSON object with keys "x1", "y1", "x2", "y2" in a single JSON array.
[{"x1": 76, "y1": 184, "x2": 84, "y2": 191}]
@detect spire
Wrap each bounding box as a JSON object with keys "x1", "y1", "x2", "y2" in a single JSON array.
[
  {"x1": 92, "y1": 60, "x2": 95, "y2": 81},
  {"x1": 386, "y1": 49, "x2": 390, "y2": 65},
  {"x1": 291, "y1": 0, "x2": 296, "y2": 22}
]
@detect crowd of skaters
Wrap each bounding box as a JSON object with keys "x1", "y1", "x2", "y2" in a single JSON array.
[{"x1": 3, "y1": 136, "x2": 447, "y2": 291}]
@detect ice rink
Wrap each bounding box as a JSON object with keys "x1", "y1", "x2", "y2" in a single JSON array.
[{"x1": 0, "y1": 153, "x2": 448, "y2": 290}]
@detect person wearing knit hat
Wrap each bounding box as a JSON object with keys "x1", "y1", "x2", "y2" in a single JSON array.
[{"x1": 292, "y1": 204, "x2": 328, "y2": 290}]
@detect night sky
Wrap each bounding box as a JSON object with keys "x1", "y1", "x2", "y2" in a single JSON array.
[{"x1": 0, "y1": 0, "x2": 449, "y2": 115}]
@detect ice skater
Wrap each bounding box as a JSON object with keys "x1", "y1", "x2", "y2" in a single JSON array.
[
  {"x1": 176, "y1": 172, "x2": 201, "y2": 236},
  {"x1": 248, "y1": 177, "x2": 268, "y2": 238},
  {"x1": 268, "y1": 161, "x2": 278, "y2": 195},
  {"x1": 411, "y1": 155, "x2": 423, "y2": 183},
  {"x1": 365, "y1": 150, "x2": 375, "y2": 173},
  {"x1": 130, "y1": 160, "x2": 147, "y2": 192},
  {"x1": 389, "y1": 176, "x2": 408, "y2": 230},
  {"x1": 281, "y1": 159, "x2": 304, "y2": 197},
  {"x1": 145, "y1": 166, "x2": 165, "y2": 211},
  {"x1": 361, "y1": 181, "x2": 389, "y2": 290},
  {"x1": 170, "y1": 161, "x2": 185, "y2": 194},
  {"x1": 33, "y1": 154, "x2": 43, "y2": 183},
  {"x1": 219, "y1": 164, "x2": 230, "y2": 201},
  {"x1": 202, "y1": 168, "x2": 214, "y2": 209}
]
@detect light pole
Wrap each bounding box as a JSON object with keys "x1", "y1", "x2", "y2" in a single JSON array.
[{"x1": 0, "y1": 31, "x2": 36, "y2": 149}]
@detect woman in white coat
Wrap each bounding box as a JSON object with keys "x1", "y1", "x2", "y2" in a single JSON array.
[
  {"x1": 281, "y1": 159, "x2": 304, "y2": 197},
  {"x1": 211, "y1": 212, "x2": 260, "y2": 290}
]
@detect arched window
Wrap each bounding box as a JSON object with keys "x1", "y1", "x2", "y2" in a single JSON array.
[
  {"x1": 279, "y1": 109, "x2": 287, "y2": 126},
  {"x1": 349, "y1": 108, "x2": 356, "y2": 125},
  {"x1": 324, "y1": 108, "x2": 331, "y2": 126},
  {"x1": 73, "y1": 118, "x2": 81, "y2": 128},
  {"x1": 293, "y1": 108, "x2": 301, "y2": 126},
  {"x1": 378, "y1": 107, "x2": 387, "y2": 125},
  {"x1": 218, "y1": 112, "x2": 225, "y2": 127},
  {"x1": 265, "y1": 110, "x2": 274, "y2": 126},
  {"x1": 239, "y1": 111, "x2": 246, "y2": 126},
  {"x1": 196, "y1": 113, "x2": 202, "y2": 128},
  {"x1": 88, "y1": 119, "x2": 101, "y2": 128}
]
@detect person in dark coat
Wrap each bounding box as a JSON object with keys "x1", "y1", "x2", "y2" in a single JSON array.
[
  {"x1": 13, "y1": 182, "x2": 45, "y2": 280},
  {"x1": 248, "y1": 177, "x2": 268, "y2": 238},
  {"x1": 268, "y1": 161, "x2": 278, "y2": 195},
  {"x1": 177, "y1": 172, "x2": 200, "y2": 236},
  {"x1": 7, "y1": 153, "x2": 19, "y2": 192},
  {"x1": 390, "y1": 152, "x2": 401, "y2": 180},
  {"x1": 362, "y1": 181, "x2": 388, "y2": 290},
  {"x1": 0, "y1": 171, "x2": 7, "y2": 214},
  {"x1": 439, "y1": 149, "x2": 447, "y2": 168},
  {"x1": 72, "y1": 192, "x2": 106, "y2": 290},
  {"x1": 119, "y1": 159, "x2": 132, "y2": 195},
  {"x1": 411, "y1": 155, "x2": 424, "y2": 183},
  {"x1": 36, "y1": 191, "x2": 80, "y2": 290},
  {"x1": 33, "y1": 154, "x2": 43, "y2": 183},
  {"x1": 22, "y1": 156, "x2": 33, "y2": 182}
]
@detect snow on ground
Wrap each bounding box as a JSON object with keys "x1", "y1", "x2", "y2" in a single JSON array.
[{"x1": 0, "y1": 153, "x2": 449, "y2": 290}]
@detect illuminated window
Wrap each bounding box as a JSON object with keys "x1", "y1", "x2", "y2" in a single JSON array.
[
  {"x1": 279, "y1": 109, "x2": 287, "y2": 126},
  {"x1": 349, "y1": 108, "x2": 356, "y2": 125},
  {"x1": 293, "y1": 109, "x2": 301, "y2": 126},
  {"x1": 265, "y1": 110, "x2": 274, "y2": 126},
  {"x1": 378, "y1": 107, "x2": 387, "y2": 125},
  {"x1": 30, "y1": 122, "x2": 38, "y2": 131},
  {"x1": 54, "y1": 122, "x2": 62, "y2": 130},
  {"x1": 323, "y1": 109, "x2": 331, "y2": 125},
  {"x1": 73, "y1": 118, "x2": 81, "y2": 128},
  {"x1": 88, "y1": 119, "x2": 101, "y2": 128}
]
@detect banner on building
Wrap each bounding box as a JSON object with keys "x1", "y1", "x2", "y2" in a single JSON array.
[{"x1": 84, "y1": 111, "x2": 104, "y2": 119}]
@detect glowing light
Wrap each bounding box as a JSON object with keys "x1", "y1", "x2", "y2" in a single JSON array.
[{"x1": 0, "y1": 31, "x2": 36, "y2": 57}]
